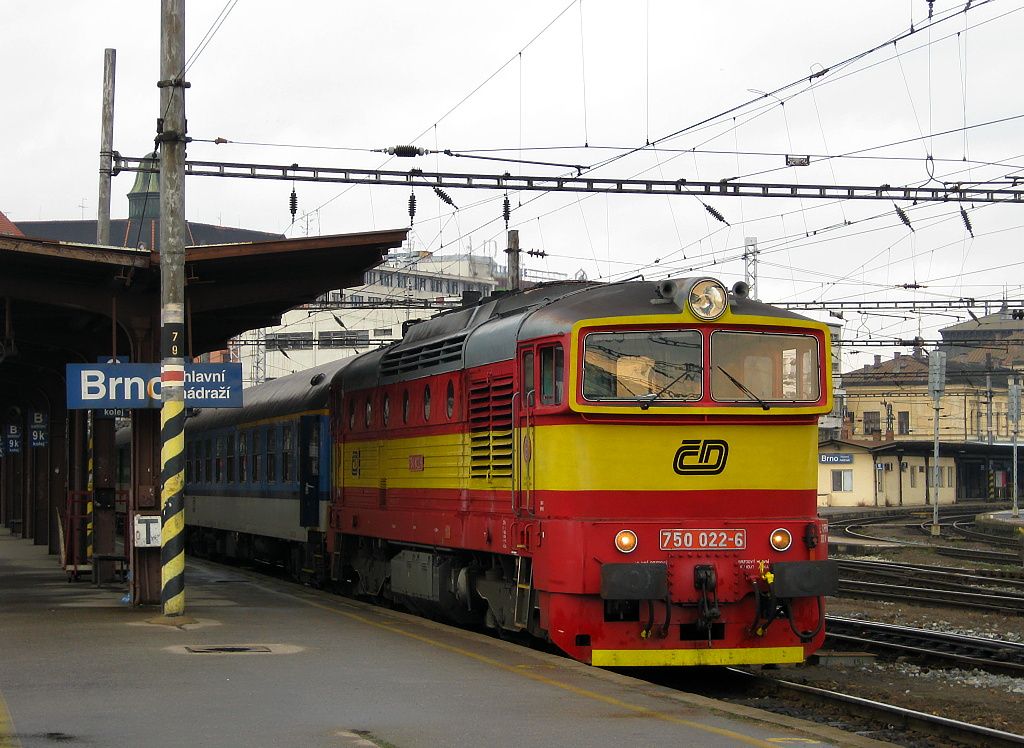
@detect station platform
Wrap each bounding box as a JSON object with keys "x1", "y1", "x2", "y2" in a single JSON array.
[{"x1": 0, "y1": 533, "x2": 885, "y2": 748}]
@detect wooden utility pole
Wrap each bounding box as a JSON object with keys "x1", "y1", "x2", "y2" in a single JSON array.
[
  {"x1": 506, "y1": 229, "x2": 520, "y2": 291},
  {"x1": 158, "y1": 0, "x2": 188, "y2": 617},
  {"x1": 97, "y1": 48, "x2": 115, "y2": 246}
]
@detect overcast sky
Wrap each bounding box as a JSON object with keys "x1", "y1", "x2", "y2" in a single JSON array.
[{"x1": 4, "y1": 1, "x2": 1023, "y2": 370}]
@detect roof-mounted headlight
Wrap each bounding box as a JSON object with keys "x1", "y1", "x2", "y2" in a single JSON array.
[{"x1": 688, "y1": 278, "x2": 729, "y2": 320}]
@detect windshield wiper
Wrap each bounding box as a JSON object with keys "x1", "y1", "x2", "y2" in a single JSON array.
[
  {"x1": 716, "y1": 366, "x2": 771, "y2": 410},
  {"x1": 637, "y1": 365, "x2": 700, "y2": 410}
]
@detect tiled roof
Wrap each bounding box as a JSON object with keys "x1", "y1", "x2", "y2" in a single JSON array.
[{"x1": 0, "y1": 210, "x2": 24, "y2": 237}]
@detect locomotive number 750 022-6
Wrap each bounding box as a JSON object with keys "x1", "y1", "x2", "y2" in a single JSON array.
[{"x1": 659, "y1": 528, "x2": 746, "y2": 550}]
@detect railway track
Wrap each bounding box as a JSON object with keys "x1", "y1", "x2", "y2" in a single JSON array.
[
  {"x1": 732, "y1": 669, "x2": 1024, "y2": 748},
  {"x1": 825, "y1": 614, "x2": 1024, "y2": 676},
  {"x1": 831, "y1": 509, "x2": 1022, "y2": 565},
  {"x1": 834, "y1": 557, "x2": 1024, "y2": 612}
]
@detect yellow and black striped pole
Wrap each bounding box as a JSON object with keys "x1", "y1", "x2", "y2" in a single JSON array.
[
  {"x1": 158, "y1": 0, "x2": 188, "y2": 618},
  {"x1": 159, "y1": 306, "x2": 187, "y2": 616},
  {"x1": 86, "y1": 414, "x2": 94, "y2": 562}
]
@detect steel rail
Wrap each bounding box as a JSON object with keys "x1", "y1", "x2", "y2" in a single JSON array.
[
  {"x1": 837, "y1": 578, "x2": 1024, "y2": 613},
  {"x1": 727, "y1": 669, "x2": 1024, "y2": 748},
  {"x1": 837, "y1": 558, "x2": 1024, "y2": 590},
  {"x1": 825, "y1": 615, "x2": 1024, "y2": 676}
]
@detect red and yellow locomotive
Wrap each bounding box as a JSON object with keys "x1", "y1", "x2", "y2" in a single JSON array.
[{"x1": 328, "y1": 276, "x2": 837, "y2": 666}]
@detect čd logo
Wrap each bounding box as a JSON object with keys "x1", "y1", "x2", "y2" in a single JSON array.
[{"x1": 673, "y1": 439, "x2": 729, "y2": 475}]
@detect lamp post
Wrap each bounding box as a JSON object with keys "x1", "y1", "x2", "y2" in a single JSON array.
[
  {"x1": 928, "y1": 351, "x2": 947, "y2": 536},
  {"x1": 1009, "y1": 378, "x2": 1021, "y2": 519}
]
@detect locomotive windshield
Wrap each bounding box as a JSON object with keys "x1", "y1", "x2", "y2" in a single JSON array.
[
  {"x1": 582, "y1": 330, "x2": 702, "y2": 401},
  {"x1": 710, "y1": 331, "x2": 819, "y2": 403}
]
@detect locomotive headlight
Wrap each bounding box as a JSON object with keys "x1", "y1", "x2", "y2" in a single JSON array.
[
  {"x1": 769, "y1": 528, "x2": 793, "y2": 552},
  {"x1": 687, "y1": 278, "x2": 729, "y2": 320},
  {"x1": 614, "y1": 529, "x2": 638, "y2": 554}
]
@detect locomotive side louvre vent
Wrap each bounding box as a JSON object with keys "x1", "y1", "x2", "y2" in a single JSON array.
[
  {"x1": 469, "y1": 375, "x2": 515, "y2": 480},
  {"x1": 381, "y1": 334, "x2": 466, "y2": 376}
]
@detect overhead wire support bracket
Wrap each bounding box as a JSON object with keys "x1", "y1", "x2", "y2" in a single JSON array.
[{"x1": 112, "y1": 155, "x2": 1024, "y2": 204}]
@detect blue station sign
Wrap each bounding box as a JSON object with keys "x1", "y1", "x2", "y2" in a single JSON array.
[
  {"x1": 819, "y1": 452, "x2": 854, "y2": 464},
  {"x1": 66, "y1": 363, "x2": 243, "y2": 409}
]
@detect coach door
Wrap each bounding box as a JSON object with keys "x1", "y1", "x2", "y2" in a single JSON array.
[{"x1": 298, "y1": 415, "x2": 321, "y2": 527}]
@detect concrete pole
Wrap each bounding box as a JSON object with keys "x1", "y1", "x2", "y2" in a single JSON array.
[
  {"x1": 506, "y1": 230, "x2": 520, "y2": 291},
  {"x1": 158, "y1": 0, "x2": 188, "y2": 617},
  {"x1": 96, "y1": 49, "x2": 116, "y2": 246},
  {"x1": 931, "y1": 400, "x2": 941, "y2": 536}
]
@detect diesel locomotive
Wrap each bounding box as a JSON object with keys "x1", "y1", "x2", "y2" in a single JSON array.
[{"x1": 185, "y1": 276, "x2": 838, "y2": 666}]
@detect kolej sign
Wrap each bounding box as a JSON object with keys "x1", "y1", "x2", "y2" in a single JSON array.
[{"x1": 66, "y1": 363, "x2": 243, "y2": 409}]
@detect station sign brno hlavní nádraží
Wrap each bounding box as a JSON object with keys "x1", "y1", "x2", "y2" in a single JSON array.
[{"x1": 65, "y1": 363, "x2": 243, "y2": 409}]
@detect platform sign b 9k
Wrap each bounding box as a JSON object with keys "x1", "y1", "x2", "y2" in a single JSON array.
[{"x1": 65, "y1": 363, "x2": 243, "y2": 409}]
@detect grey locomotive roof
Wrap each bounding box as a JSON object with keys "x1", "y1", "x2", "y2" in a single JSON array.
[
  {"x1": 334, "y1": 278, "x2": 816, "y2": 392},
  {"x1": 187, "y1": 357, "x2": 354, "y2": 433}
]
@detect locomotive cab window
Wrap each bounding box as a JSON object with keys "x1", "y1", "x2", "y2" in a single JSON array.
[
  {"x1": 711, "y1": 331, "x2": 820, "y2": 403},
  {"x1": 540, "y1": 344, "x2": 564, "y2": 405},
  {"x1": 582, "y1": 330, "x2": 701, "y2": 402},
  {"x1": 446, "y1": 380, "x2": 455, "y2": 419},
  {"x1": 424, "y1": 385, "x2": 431, "y2": 421}
]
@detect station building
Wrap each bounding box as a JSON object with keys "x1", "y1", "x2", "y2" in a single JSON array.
[{"x1": 832, "y1": 308, "x2": 1024, "y2": 501}]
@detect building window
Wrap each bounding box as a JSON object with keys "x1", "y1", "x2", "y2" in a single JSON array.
[
  {"x1": 897, "y1": 411, "x2": 910, "y2": 435},
  {"x1": 831, "y1": 469, "x2": 853, "y2": 492},
  {"x1": 373, "y1": 327, "x2": 392, "y2": 337},
  {"x1": 910, "y1": 465, "x2": 917, "y2": 488},
  {"x1": 266, "y1": 332, "x2": 313, "y2": 350},
  {"x1": 948, "y1": 466, "x2": 954, "y2": 488},
  {"x1": 282, "y1": 423, "x2": 294, "y2": 482},
  {"x1": 863, "y1": 411, "x2": 881, "y2": 435},
  {"x1": 320, "y1": 330, "x2": 370, "y2": 348}
]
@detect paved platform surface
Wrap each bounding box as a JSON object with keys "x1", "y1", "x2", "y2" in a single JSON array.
[{"x1": 0, "y1": 533, "x2": 887, "y2": 748}]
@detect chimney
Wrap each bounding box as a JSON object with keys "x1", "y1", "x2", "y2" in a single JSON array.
[{"x1": 873, "y1": 354, "x2": 882, "y2": 366}]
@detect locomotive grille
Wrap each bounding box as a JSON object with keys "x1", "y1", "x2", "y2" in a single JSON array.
[
  {"x1": 468, "y1": 376, "x2": 514, "y2": 480},
  {"x1": 381, "y1": 333, "x2": 466, "y2": 376}
]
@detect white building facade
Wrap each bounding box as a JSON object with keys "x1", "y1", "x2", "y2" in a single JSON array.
[{"x1": 235, "y1": 251, "x2": 508, "y2": 383}]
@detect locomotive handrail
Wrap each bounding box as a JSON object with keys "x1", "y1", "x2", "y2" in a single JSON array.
[{"x1": 512, "y1": 390, "x2": 520, "y2": 515}]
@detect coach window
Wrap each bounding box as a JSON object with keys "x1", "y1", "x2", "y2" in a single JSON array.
[
  {"x1": 253, "y1": 430, "x2": 264, "y2": 483},
  {"x1": 383, "y1": 394, "x2": 391, "y2": 426},
  {"x1": 267, "y1": 427, "x2": 278, "y2": 483},
  {"x1": 238, "y1": 432, "x2": 248, "y2": 483},
  {"x1": 446, "y1": 381, "x2": 455, "y2": 419},
  {"x1": 282, "y1": 423, "x2": 294, "y2": 482},
  {"x1": 308, "y1": 423, "x2": 321, "y2": 478},
  {"x1": 226, "y1": 434, "x2": 235, "y2": 483},
  {"x1": 215, "y1": 436, "x2": 225, "y2": 483},
  {"x1": 204, "y1": 439, "x2": 213, "y2": 483},
  {"x1": 186, "y1": 442, "x2": 194, "y2": 483},
  {"x1": 540, "y1": 344, "x2": 564, "y2": 405},
  {"x1": 424, "y1": 385, "x2": 432, "y2": 421}
]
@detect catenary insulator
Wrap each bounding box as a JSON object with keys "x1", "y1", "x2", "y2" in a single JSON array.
[
  {"x1": 502, "y1": 195, "x2": 511, "y2": 227},
  {"x1": 408, "y1": 192, "x2": 417, "y2": 224},
  {"x1": 289, "y1": 189, "x2": 297, "y2": 220}
]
